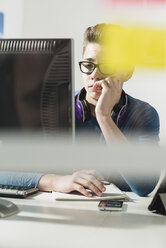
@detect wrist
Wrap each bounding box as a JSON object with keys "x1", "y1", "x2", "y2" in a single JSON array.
[
  {"x1": 95, "y1": 106, "x2": 113, "y2": 120},
  {"x1": 96, "y1": 113, "x2": 112, "y2": 123},
  {"x1": 96, "y1": 114, "x2": 116, "y2": 131},
  {"x1": 38, "y1": 174, "x2": 62, "y2": 192}
]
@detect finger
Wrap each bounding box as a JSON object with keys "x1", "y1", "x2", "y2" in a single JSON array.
[
  {"x1": 101, "y1": 80, "x2": 110, "y2": 90},
  {"x1": 109, "y1": 78, "x2": 123, "y2": 89},
  {"x1": 73, "y1": 183, "x2": 92, "y2": 197},
  {"x1": 118, "y1": 81, "x2": 123, "y2": 89},
  {"x1": 93, "y1": 80, "x2": 103, "y2": 86},
  {"x1": 87, "y1": 170, "x2": 104, "y2": 181},
  {"x1": 74, "y1": 177, "x2": 104, "y2": 196},
  {"x1": 85, "y1": 175, "x2": 106, "y2": 193},
  {"x1": 74, "y1": 170, "x2": 105, "y2": 185},
  {"x1": 81, "y1": 175, "x2": 106, "y2": 194},
  {"x1": 92, "y1": 81, "x2": 103, "y2": 92},
  {"x1": 105, "y1": 77, "x2": 114, "y2": 84},
  {"x1": 81, "y1": 170, "x2": 104, "y2": 182}
]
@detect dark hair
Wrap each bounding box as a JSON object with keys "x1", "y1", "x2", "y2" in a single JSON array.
[
  {"x1": 83, "y1": 23, "x2": 134, "y2": 79},
  {"x1": 83, "y1": 23, "x2": 119, "y2": 54}
]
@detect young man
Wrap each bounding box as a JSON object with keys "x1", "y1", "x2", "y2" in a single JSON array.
[
  {"x1": 0, "y1": 24, "x2": 160, "y2": 197},
  {"x1": 75, "y1": 23, "x2": 160, "y2": 195},
  {"x1": 75, "y1": 23, "x2": 160, "y2": 145}
]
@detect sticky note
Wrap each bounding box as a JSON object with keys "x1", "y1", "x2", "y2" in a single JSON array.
[{"x1": 101, "y1": 25, "x2": 166, "y2": 72}]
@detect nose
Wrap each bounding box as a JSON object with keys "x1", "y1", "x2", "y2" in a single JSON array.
[{"x1": 90, "y1": 67, "x2": 102, "y2": 81}]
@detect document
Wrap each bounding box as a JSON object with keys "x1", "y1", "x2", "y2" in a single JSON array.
[{"x1": 52, "y1": 184, "x2": 130, "y2": 201}]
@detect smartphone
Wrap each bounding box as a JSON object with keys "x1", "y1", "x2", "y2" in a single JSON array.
[{"x1": 98, "y1": 200, "x2": 123, "y2": 211}]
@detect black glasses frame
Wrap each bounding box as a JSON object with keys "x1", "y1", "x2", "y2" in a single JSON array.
[{"x1": 79, "y1": 61, "x2": 111, "y2": 76}]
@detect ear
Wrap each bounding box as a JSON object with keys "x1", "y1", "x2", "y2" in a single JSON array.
[
  {"x1": 113, "y1": 66, "x2": 135, "y2": 82},
  {"x1": 124, "y1": 66, "x2": 135, "y2": 82}
]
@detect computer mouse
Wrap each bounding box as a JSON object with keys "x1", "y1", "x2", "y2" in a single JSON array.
[{"x1": 0, "y1": 199, "x2": 18, "y2": 218}]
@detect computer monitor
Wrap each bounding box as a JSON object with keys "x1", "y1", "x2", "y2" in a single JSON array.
[{"x1": 0, "y1": 39, "x2": 74, "y2": 138}]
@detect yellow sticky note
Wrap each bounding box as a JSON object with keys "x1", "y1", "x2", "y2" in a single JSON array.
[{"x1": 101, "y1": 25, "x2": 166, "y2": 72}]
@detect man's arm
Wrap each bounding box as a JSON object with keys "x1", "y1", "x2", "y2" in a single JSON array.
[
  {"x1": 95, "y1": 77, "x2": 128, "y2": 144},
  {"x1": 0, "y1": 170, "x2": 106, "y2": 197},
  {"x1": 0, "y1": 171, "x2": 43, "y2": 188},
  {"x1": 95, "y1": 79, "x2": 160, "y2": 195},
  {"x1": 96, "y1": 115, "x2": 127, "y2": 143},
  {"x1": 38, "y1": 170, "x2": 106, "y2": 196},
  {"x1": 122, "y1": 172, "x2": 160, "y2": 196}
]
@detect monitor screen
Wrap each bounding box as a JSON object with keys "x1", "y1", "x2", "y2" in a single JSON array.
[{"x1": 0, "y1": 39, "x2": 74, "y2": 137}]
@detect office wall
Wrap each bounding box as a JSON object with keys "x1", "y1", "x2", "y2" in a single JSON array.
[
  {"x1": 0, "y1": 0, "x2": 23, "y2": 37},
  {"x1": 7, "y1": 0, "x2": 166, "y2": 144}
]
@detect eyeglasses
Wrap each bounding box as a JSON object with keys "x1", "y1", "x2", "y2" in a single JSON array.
[{"x1": 79, "y1": 61, "x2": 114, "y2": 76}]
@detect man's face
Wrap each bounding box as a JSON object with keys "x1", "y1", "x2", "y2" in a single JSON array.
[
  {"x1": 82, "y1": 42, "x2": 106, "y2": 102},
  {"x1": 81, "y1": 42, "x2": 133, "y2": 104}
]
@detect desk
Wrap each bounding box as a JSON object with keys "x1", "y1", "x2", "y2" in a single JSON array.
[{"x1": 0, "y1": 192, "x2": 166, "y2": 248}]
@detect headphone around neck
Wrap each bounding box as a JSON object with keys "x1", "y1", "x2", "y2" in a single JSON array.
[{"x1": 75, "y1": 87, "x2": 128, "y2": 127}]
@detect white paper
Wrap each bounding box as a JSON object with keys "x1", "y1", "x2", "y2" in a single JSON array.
[{"x1": 52, "y1": 184, "x2": 130, "y2": 201}]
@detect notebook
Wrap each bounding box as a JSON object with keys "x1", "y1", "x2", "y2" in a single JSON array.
[{"x1": 52, "y1": 184, "x2": 130, "y2": 201}]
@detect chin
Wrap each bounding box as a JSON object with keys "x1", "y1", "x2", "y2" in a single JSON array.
[{"x1": 89, "y1": 92, "x2": 101, "y2": 101}]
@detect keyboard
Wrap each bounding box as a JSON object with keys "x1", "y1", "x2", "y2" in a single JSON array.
[{"x1": 0, "y1": 184, "x2": 38, "y2": 198}]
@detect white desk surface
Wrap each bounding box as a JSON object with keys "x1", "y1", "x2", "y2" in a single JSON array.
[{"x1": 0, "y1": 192, "x2": 166, "y2": 248}]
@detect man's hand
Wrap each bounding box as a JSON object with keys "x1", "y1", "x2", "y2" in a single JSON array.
[
  {"x1": 94, "y1": 77, "x2": 123, "y2": 118},
  {"x1": 38, "y1": 170, "x2": 106, "y2": 197},
  {"x1": 91, "y1": 76, "x2": 129, "y2": 144}
]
